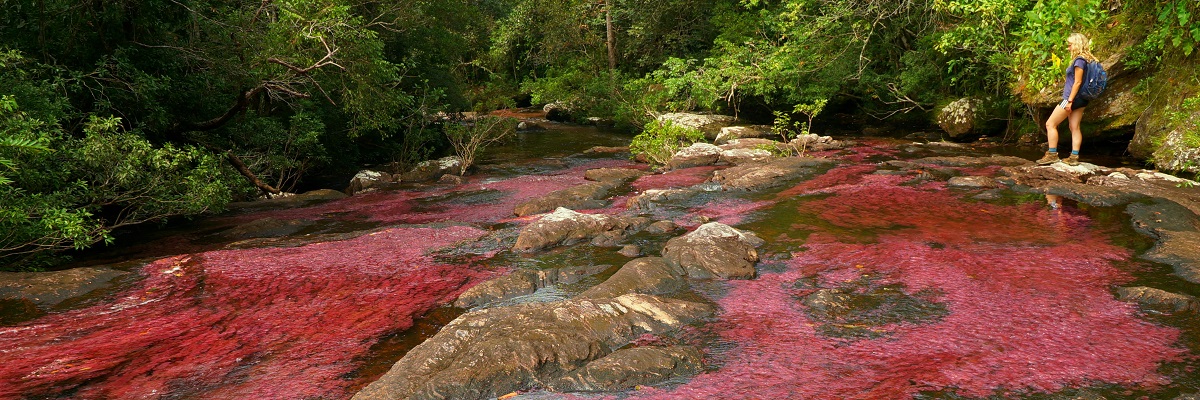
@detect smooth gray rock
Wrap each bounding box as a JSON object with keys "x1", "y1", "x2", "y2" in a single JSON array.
[
  {"x1": 352, "y1": 294, "x2": 714, "y2": 400},
  {"x1": 579, "y1": 257, "x2": 686, "y2": 299},
  {"x1": 662, "y1": 222, "x2": 763, "y2": 279},
  {"x1": 548, "y1": 346, "x2": 704, "y2": 392}
]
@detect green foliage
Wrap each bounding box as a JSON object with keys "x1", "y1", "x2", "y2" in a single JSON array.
[{"x1": 629, "y1": 120, "x2": 705, "y2": 166}]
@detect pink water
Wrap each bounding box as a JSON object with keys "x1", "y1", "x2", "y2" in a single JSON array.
[{"x1": 629, "y1": 158, "x2": 1186, "y2": 399}]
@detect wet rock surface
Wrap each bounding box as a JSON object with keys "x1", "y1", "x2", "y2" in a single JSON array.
[
  {"x1": 346, "y1": 170, "x2": 396, "y2": 195},
  {"x1": 579, "y1": 258, "x2": 686, "y2": 299},
  {"x1": 220, "y1": 217, "x2": 316, "y2": 241},
  {"x1": 0, "y1": 267, "x2": 129, "y2": 309},
  {"x1": 1116, "y1": 286, "x2": 1200, "y2": 314},
  {"x1": 584, "y1": 168, "x2": 646, "y2": 183},
  {"x1": 667, "y1": 143, "x2": 722, "y2": 170},
  {"x1": 399, "y1": 156, "x2": 464, "y2": 182},
  {"x1": 352, "y1": 294, "x2": 714, "y2": 400},
  {"x1": 513, "y1": 208, "x2": 645, "y2": 252},
  {"x1": 712, "y1": 157, "x2": 837, "y2": 190},
  {"x1": 454, "y1": 264, "x2": 611, "y2": 309},
  {"x1": 661, "y1": 222, "x2": 764, "y2": 279},
  {"x1": 548, "y1": 346, "x2": 703, "y2": 392},
  {"x1": 513, "y1": 181, "x2": 618, "y2": 217}
]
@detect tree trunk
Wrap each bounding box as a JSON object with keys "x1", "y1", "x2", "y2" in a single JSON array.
[
  {"x1": 605, "y1": 1, "x2": 616, "y2": 71},
  {"x1": 225, "y1": 150, "x2": 282, "y2": 196}
]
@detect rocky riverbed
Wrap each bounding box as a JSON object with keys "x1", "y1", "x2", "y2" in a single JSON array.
[{"x1": 2, "y1": 122, "x2": 1198, "y2": 400}]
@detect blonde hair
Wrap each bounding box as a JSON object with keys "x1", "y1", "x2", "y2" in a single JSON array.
[{"x1": 1068, "y1": 33, "x2": 1098, "y2": 62}]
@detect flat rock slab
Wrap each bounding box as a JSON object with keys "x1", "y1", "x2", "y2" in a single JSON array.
[
  {"x1": 911, "y1": 155, "x2": 1034, "y2": 168},
  {"x1": 513, "y1": 181, "x2": 619, "y2": 217},
  {"x1": 720, "y1": 148, "x2": 774, "y2": 165},
  {"x1": 662, "y1": 222, "x2": 764, "y2": 279},
  {"x1": 0, "y1": 267, "x2": 128, "y2": 309},
  {"x1": 514, "y1": 208, "x2": 644, "y2": 252},
  {"x1": 549, "y1": 346, "x2": 704, "y2": 392},
  {"x1": 352, "y1": 294, "x2": 714, "y2": 400},
  {"x1": 712, "y1": 157, "x2": 837, "y2": 191},
  {"x1": 1040, "y1": 182, "x2": 1147, "y2": 207},
  {"x1": 1142, "y1": 230, "x2": 1200, "y2": 284}
]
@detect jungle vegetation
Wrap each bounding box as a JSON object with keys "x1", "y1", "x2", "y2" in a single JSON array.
[{"x1": 1, "y1": 0, "x2": 1197, "y2": 269}]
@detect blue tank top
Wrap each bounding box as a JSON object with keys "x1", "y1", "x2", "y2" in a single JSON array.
[{"x1": 1062, "y1": 57, "x2": 1087, "y2": 101}]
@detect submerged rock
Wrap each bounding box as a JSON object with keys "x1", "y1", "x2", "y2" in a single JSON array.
[
  {"x1": 0, "y1": 267, "x2": 128, "y2": 309},
  {"x1": 1142, "y1": 231, "x2": 1200, "y2": 284},
  {"x1": 662, "y1": 222, "x2": 764, "y2": 279},
  {"x1": 352, "y1": 294, "x2": 714, "y2": 400},
  {"x1": 220, "y1": 217, "x2": 315, "y2": 241},
  {"x1": 548, "y1": 346, "x2": 704, "y2": 392}
]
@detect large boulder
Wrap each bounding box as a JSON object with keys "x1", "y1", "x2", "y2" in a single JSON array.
[
  {"x1": 789, "y1": 134, "x2": 850, "y2": 152},
  {"x1": 513, "y1": 208, "x2": 643, "y2": 252},
  {"x1": 352, "y1": 294, "x2": 714, "y2": 400},
  {"x1": 715, "y1": 125, "x2": 773, "y2": 144},
  {"x1": 719, "y1": 138, "x2": 782, "y2": 152},
  {"x1": 346, "y1": 169, "x2": 394, "y2": 195},
  {"x1": 400, "y1": 156, "x2": 464, "y2": 182},
  {"x1": 720, "y1": 148, "x2": 774, "y2": 165},
  {"x1": 936, "y1": 98, "x2": 982, "y2": 138},
  {"x1": 667, "y1": 143, "x2": 722, "y2": 170},
  {"x1": 656, "y1": 113, "x2": 735, "y2": 140},
  {"x1": 661, "y1": 222, "x2": 764, "y2": 279},
  {"x1": 1131, "y1": 107, "x2": 1200, "y2": 175},
  {"x1": 712, "y1": 157, "x2": 837, "y2": 191},
  {"x1": 548, "y1": 346, "x2": 704, "y2": 392},
  {"x1": 513, "y1": 181, "x2": 619, "y2": 217}
]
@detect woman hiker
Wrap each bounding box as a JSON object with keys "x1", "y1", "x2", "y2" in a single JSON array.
[{"x1": 1037, "y1": 32, "x2": 1097, "y2": 166}]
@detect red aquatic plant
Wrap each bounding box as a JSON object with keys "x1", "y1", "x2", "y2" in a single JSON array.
[{"x1": 0, "y1": 226, "x2": 495, "y2": 399}]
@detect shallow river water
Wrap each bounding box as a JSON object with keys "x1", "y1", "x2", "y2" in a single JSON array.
[{"x1": 1, "y1": 123, "x2": 1197, "y2": 399}]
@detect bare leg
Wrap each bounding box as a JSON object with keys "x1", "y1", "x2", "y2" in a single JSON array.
[
  {"x1": 1044, "y1": 105, "x2": 1070, "y2": 150},
  {"x1": 1067, "y1": 106, "x2": 1086, "y2": 152}
]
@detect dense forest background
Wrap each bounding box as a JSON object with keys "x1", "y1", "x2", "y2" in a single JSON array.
[{"x1": 2, "y1": 0, "x2": 1198, "y2": 269}]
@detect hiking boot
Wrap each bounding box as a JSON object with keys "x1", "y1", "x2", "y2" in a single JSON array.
[
  {"x1": 1035, "y1": 151, "x2": 1060, "y2": 165},
  {"x1": 1062, "y1": 154, "x2": 1080, "y2": 166}
]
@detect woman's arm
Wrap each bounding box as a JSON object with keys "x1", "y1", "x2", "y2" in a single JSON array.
[{"x1": 1066, "y1": 66, "x2": 1084, "y2": 111}]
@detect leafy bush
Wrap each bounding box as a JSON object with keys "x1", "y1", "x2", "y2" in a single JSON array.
[{"x1": 629, "y1": 120, "x2": 705, "y2": 166}]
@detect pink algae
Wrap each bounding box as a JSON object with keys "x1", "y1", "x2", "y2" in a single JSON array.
[
  {"x1": 0, "y1": 226, "x2": 495, "y2": 399},
  {"x1": 633, "y1": 165, "x2": 1184, "y2": 399}
]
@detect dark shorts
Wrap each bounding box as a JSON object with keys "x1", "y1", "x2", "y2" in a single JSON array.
[{"x1": 1059, "y1": 98, "x2": 1089, "y2": 109}]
